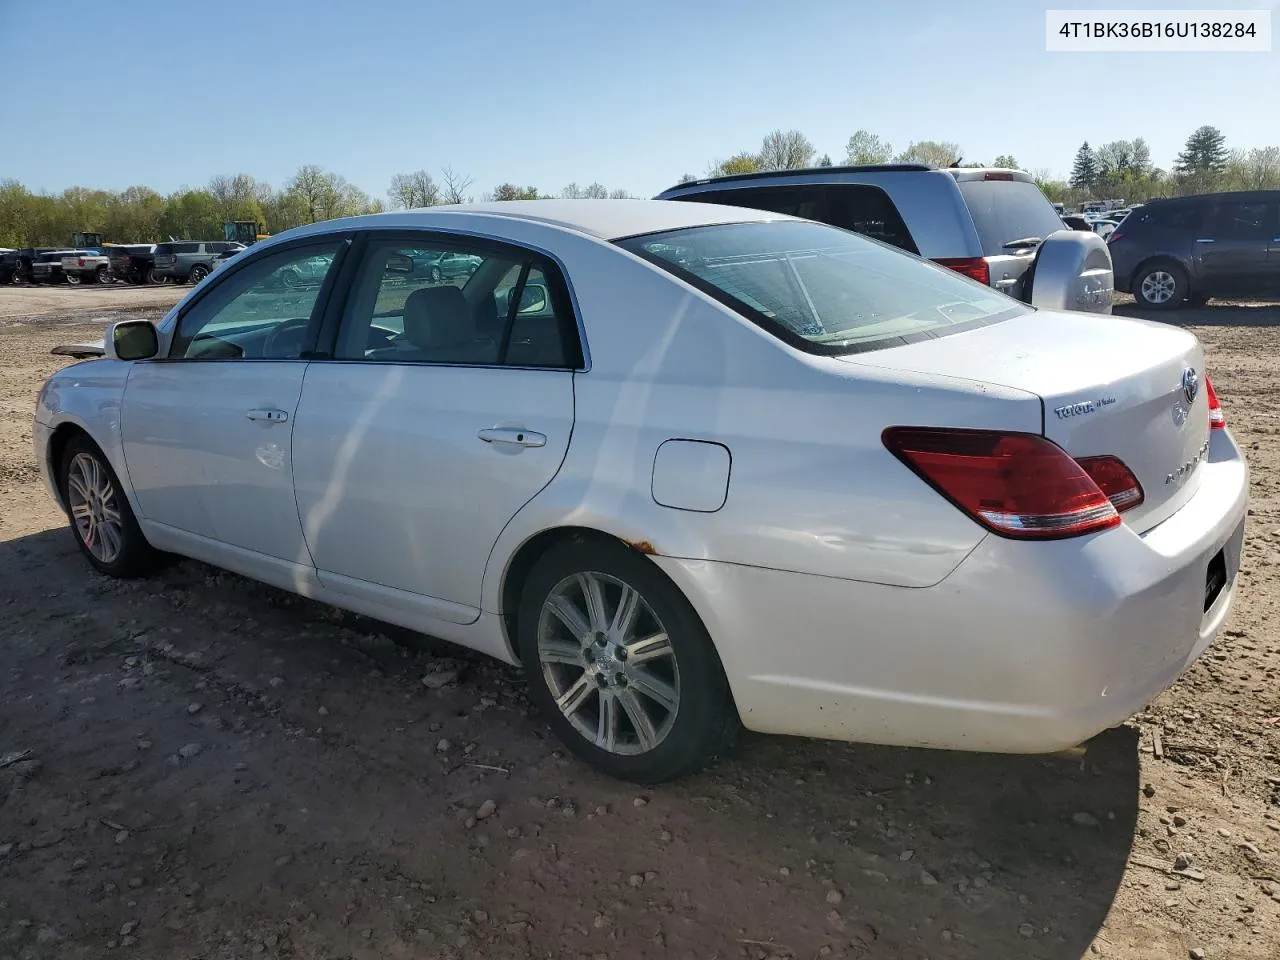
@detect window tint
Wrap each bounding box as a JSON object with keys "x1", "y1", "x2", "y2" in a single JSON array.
[
  {"x1": 620, "y1": 220, "x2": 1024, "y2": 355},
  {"x1": 684, "y1": 186, "x2": 825, "y2": 221},
  {"x1": 954, "y1": 179, "x2": 1067, "y2": 256},
  {"x1": 1205, "y1": 200, "x2": 1275, "y2": 241},
  {"x1": 335, "y1": 239, "x2": 575, "y2": 367},
  {"x1": 824, "y1": 185, "x2": 918, "y2": 253},
  {"x1": 169, "y1": 241, "x2": 343, "y2": 360},
  {"x1": 155, "y1": 243, "x2": 173, "y2": 255},
  {"x1": 172, "y1": 242, "x2": 199, "y2": 254}
]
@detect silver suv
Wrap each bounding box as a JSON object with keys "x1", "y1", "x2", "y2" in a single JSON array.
[{"x1": 656, "y1": 165, "x2": 1114, "y2": 314}]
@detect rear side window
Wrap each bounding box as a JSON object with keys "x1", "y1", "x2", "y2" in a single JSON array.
[
  {"x1": 155, "y1": 243, "x2": 173, "y2": 255},
  {"x1": 619, "y1": 220, "x2": 1025, "y2": 356},
  {"x1": 1140, "y1": 202, "x2": 1200, "y2": 230},
  {"x1": 955, "y1": 179, "x2": 1066, "y2": 256},
  {"x1": 679, "y1": 184, "x2": 918, "y2": 253},
  {"x1": 1204, "y1": 200, "x2": 1276, "y2": 241},
  {"x1": 174, "y1": 242, "x2": 199, "y2": 254},
  {"x1": 824, "y1": 185, "x2": 918, "y2": 253}
]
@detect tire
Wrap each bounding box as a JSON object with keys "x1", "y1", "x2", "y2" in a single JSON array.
[
  {"x1": 188, "y1": 265, "x2": 209, "y2": 284},
  {"x1": 146, "y1": 268, "x2": 162, "y2": 285},
  {"x1": 279, "y1": 268, "x2": 301, "y2": 289},
  {"x1": 517, "y1": 538, "x2": 738, "y2": 783},
  {"x1": 95, "y1": 266, "x2": 111, "y2": 284},
  {"x1": 66, "y1": 273, "x2": 81, "y2": 285},
  {"x1": 430, "y1": 266, "x2": 442, "y2": 283},
  {"x1": 59, "y1": 436, "x2": 160, "y2": 578},
  {"x1": 1133, "y1": 261, "x2": 1186, "y2": 311}
]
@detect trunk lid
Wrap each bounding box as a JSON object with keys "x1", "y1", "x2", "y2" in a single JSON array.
[{"x1": 846, "y1": 311, "x2": 1211, "y2": 532}]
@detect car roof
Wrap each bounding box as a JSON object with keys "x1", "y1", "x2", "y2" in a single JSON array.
[
  {"x1": 656, "y1": 165, "x2": 1035, "y2": 196},
  {"x1": 273, "y1": 199, "x2": 791, "y2": 245}
]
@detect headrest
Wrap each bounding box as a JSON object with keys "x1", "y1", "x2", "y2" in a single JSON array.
[{"x1": 403, "y1": 286, "x2": 476, "y2": 349}]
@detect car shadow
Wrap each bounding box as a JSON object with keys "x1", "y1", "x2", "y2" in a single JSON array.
[
  {"x1": 0, "y1": 525, "x2": 1138, "y2": 958},
  {"x1": 1115, "y1": 300, "x2": 1280, "y2": 327}
]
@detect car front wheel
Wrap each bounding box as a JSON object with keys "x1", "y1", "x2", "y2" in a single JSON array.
[
  {"x1": 60, "y1": 436, "x2": 160, "y2": 578},
  {"x1": 518, "y1": 538, "x2": 738, "y2": 783},
  {"x1": 1134, "y1": 262, "x2": 1186, "y2": 310}
]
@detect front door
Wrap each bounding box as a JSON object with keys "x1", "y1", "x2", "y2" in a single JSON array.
[
  {"x1": 121, "y1": 238, "x2": 348, "y2": 568},
  {"x1": 1193, "y1": 198, "x2": 1277, "y2": 297},
  {"x1": 291, "y1": 234, "x2": 579, "y2": 621}
]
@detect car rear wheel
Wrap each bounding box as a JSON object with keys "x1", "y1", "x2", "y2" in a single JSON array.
[
  {"x1": 517, "y1": 538, "x2": 738, "y2": 783},
  {"x1": 60, "y1": 436, "x2": 160, "y2": 578},
  {"x1": 95, "y1": 266, "x2": 111, "y2": 284},
  {"x1": 430, "y1": 266, "x2": 443, "y2": 283},
  {"x1": 66, "y1": 273, "x2": 81, "y2": 285},
  {"x1": 1134, "y1": 262, "x2": 1186, "y2": 310},
  {"x1": 145, "y1": 268, "x2": 162, "y2": 285},
  {"x1": 188, "y1": 265, "x2": 209, "y2": 284},
  {"x1": 279, "y1": 268, "x2": 302, "y2": 289}
]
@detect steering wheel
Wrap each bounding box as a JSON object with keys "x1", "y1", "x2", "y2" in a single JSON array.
[{"x1": 262, "y1": 317, "x2": 312, "y2": 359}]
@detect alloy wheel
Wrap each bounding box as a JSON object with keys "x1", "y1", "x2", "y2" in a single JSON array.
[
  {"x1": 1140, "y1": 270, "x2": 1176, "y2": 304},
  {"x1": 65, "y1": 452, "x2": 124, "y2": 564},
  {"x1": 536, "y1": 571, "x2": 680, "y2": 756}
]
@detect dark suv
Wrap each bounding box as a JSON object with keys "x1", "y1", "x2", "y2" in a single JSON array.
[
  {"x1": 108, "y1": 244, "x2": 160, "y2": 285},
  {"x1": 153, "y1": 241, "x2": 244, "y2": 284},
  {"x1": 1108, "y1": 190, "x2": 1280, "y2": 309},
  {"x1": 657, "y1": 165, "x2": 1114, "y2": 313}
]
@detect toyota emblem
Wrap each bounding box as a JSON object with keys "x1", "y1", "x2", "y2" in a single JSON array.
[{"x1": 1182, "y1": 367, "x2": 1200, "y2": 404}]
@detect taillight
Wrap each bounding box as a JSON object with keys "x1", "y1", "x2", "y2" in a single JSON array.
[
  {"x1": 984, "y1": 171, "x2": 1015, "y2": 180},
  {"x1": 78, "y1": 257, "x2": 86, "y2": 266},
  {"x1": 1106, "y1": 230, "x2": 1124, "y2": 244},
  {"x1": 933, "y1": 257, "x2": 990, "y2": 286},
  {"x1": 1077, "y1": 456, "x2": 1144, "y2": 511},
  {"x1": 1206, "y1": 376, "x2": 1225, "y2": 430},
  {"x1": 882, "y1": 427, "x2": 1121, "y2": 540}
]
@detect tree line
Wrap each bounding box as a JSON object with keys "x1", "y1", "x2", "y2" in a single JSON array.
[
  {"x1": 0, "y1": 165, "x2": 636, "y2": 248},
  {"x1": 687, "y1": 125, "x2": 1279, "y2": 207},
  {"x1": 3, "y1": 123, "x2": 1277, "y2": 247}
]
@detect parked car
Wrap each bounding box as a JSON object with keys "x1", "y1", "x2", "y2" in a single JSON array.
[
  {"x1": 31, "y1": 250, "x2": 91, "y2": 284},
  {"x1": 1091, "y1": 219, "x2": 1121, "y2": 240},
  {"x1": 152, "y1": 240, "x2": 244, "y2": 284},
  {"x1": 0, "y1": 250, "x2": 19, "y2": 284},
  {"x1": 1108, "y1": 191, "x2": 1280, "y2": 308},
  {"x1": 6, "y1": 247, "x2": 57, "y2": 283},
  {"x1": 62, "y1": 251, "x2": 113, "y2": 284},
  {"x1": 109, "y1": 244, "x2": 160, "y2": 285},
  {"x1": 34, "y1": 200, "x2": 1246, "y2": 783},
  {"x1": 657, "y1": 165, "x2": 1114, "y2": 314},
  {"x1": 273, "y1": 252, "x2": 333, "y2": 288},
  {"x1": 1062, "y1": 214, "x2": 1092, "y2": 231}
]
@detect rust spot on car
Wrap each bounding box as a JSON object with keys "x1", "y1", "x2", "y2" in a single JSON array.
[{"x1": 626, "y1": 539, "x2": 658, "y2": 555}]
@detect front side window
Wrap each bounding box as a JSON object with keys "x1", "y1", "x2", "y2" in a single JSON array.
[
  {"x1": 334, "y1": 238, "x2": 576, "y2": 367},
  {"x1": 619, "y1": 220, "x2": 1025, "y2": 355},
  {"x1": 169, "y1": 241, "x2": 344, "y2": 360}
]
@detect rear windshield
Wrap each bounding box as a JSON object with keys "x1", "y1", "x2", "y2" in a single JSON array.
[
  {"x1": 618, "y1": 220, "x2": 1026, "y2": 355},
  {"x1": 955, "y1": 179, "x2": 1066, "y2": 256}
]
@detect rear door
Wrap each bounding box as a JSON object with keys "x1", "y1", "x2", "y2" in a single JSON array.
[
  {"x1": 1193, "y1": 198, "x2": 1276, "y2": 297},
  {"x1": 291, "y1": 232, "x2": 579, "y2": 621},
  {"x1": 121, "y1": 238, "x2": 349, "y2": 567}
]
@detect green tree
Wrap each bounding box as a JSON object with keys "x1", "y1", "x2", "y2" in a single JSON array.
[
  {"x1": 708, "y1": 151, "x2": 761, "y2": 177},
  {"x1": 1174, "y1": 125, "x2": 1229, "y2": 191},
  {"x1": 992, "y1": 154, "x2": 1019, "y2": 169},
  {"x1": 490, "y1": 184, "x2": 541, "y2": 200},
  {"x1": 387, "y1": 170, "x2": 440, "y2": 209},
  {"x1": 815, "y1": 154, "x2": 833, "y2": 167},
  {"x1": 895, "y1": 140, "x2": 962, "y2": 167},
  {"x1": 844, "y1": 130, "x2": 893, "y2": 165},
  {"x1": 1069, "y1": 142, "x2": 1099, "y2": 190}
]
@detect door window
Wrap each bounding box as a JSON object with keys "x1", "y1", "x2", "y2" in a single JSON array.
[
  {"x1": 824, "y1": 185, "x2": 918, "y2": 252},
  {"x1": 169, "y1": 241, "x2": 345, "y2": 360},
  {"x1": 334, "y1": 238, "x2": 578, "y2": 367},
  {"x1": 1205, "y1": 201, "x2": 1275, "y2": 241}
]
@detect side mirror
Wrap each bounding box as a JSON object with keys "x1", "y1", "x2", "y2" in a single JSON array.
[
  {"x1": 517, "y1": 282, "x2": 548, "y2": 314},
  {"x1": 109, "y1": 319, "x2": 159, "y2": 361}
]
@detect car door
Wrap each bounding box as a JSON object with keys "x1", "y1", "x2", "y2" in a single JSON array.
[
  {"x1": 121, "y1": 237, "x2": 350, "y2": 575},
  {"x1": 1193, "y1": 198, "x2": 1276, "y2": 297},
  {"x1": 291, "y1": 232, "x2": 579, "y2": 623}
]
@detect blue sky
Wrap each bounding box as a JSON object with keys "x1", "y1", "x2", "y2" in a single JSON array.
[{"x1": 2, "y1": 0, "x2": 1276, "y2": 199}]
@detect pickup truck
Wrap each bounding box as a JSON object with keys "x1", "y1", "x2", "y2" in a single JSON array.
[
  {"x1": 108, "y1": 244, "x2": 159, "y2": 284},
  {"x1": 61, "y1": 252, "x2": 113, "y2": 284},
  {"x1": 31, "y1": 250, "x2": 85, "y2": 284}
]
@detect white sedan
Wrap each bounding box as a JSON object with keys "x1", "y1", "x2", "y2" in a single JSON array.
[{"x1": 33, "y1": 200, "x2": 1248, "y2": 783}]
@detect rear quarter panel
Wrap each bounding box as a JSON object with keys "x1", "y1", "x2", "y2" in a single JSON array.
[{"x1": 481, "y1": 236, "x2": 1042, "y2": 616}]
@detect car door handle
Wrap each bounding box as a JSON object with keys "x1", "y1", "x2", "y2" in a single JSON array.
[
  {"x1": 1194, "y1": 238, "x2": 1215, "y2": 243},
  {"x1": 246, "y1": 407, "x2": 289, "y2": 424},
  {"x1": 478, "y1": 427, "x2": 546, "y2": 448}
]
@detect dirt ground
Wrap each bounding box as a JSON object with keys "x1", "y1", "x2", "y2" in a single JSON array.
[{"x1": 1, "y1": 287, "x2": 1278, "y2": 960}]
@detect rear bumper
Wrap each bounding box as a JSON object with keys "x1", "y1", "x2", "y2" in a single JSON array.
[{"x1": 656, "y1": 429, "x2": 1249, "y2": 753}]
